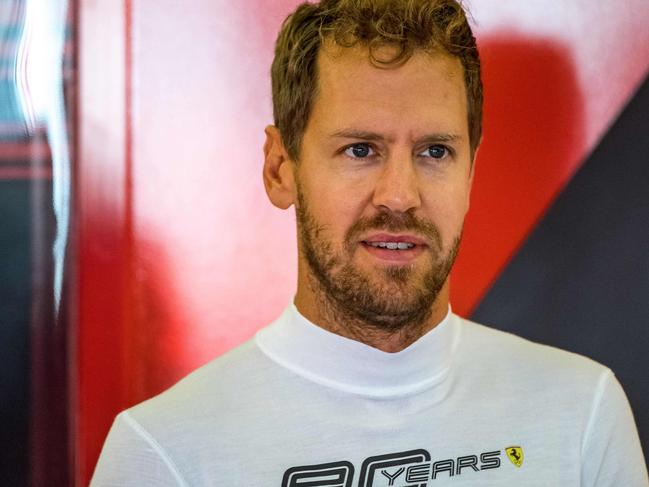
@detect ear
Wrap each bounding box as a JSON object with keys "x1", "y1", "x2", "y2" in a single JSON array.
[{"x1": 263, "y1": 125, "x2": 296, "y2": 210}]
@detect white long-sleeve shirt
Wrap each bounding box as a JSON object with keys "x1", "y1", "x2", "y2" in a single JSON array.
[{"x1": 91, "y1": 305, "x2": 648, "y2": 486}]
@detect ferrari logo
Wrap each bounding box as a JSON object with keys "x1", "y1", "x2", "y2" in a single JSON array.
[{"x1": 505, "y1": 446, "x2": 524, "y2": 468}]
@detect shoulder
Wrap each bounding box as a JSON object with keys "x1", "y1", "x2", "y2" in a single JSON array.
[
  {"x1": 453, "y1": 317, "x2": 648, "y2": 484},
  {"x1": 454, "y1": 315, "x2": 610, "y2": 391},
  {"x1": 122, "y1": 335, "x2": 281, "y2": 440},
  {"x1": 92, "y1": 336, "x2": 289, "y2": 484},
  {"x1": 91, "y1": 339, "x2": 265, "y2": 485}
]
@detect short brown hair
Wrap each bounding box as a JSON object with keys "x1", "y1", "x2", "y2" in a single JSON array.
[{"x1": 271, "y1": 0, "x2": 483, "y2": 161}]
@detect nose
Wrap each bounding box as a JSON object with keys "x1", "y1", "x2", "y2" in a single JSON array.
[{"x1": 371, "y1": 152, "x2": 422, "y2": 213}]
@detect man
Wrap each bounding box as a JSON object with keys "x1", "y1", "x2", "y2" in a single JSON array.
[{"x1": 91, "y1": 0, "x2": 648, "y2": 485}]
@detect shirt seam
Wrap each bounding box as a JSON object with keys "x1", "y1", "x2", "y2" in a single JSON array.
[
  {"x1": 254, "y1": 317, "x2": 460, "y2": 398},
  {"x1": 580, "y1": 367, "x2": 612, "y2": 460},
  {"x1": 257, "y1": 334, "x2": 452, "y2": 398},
  {"x1": 121, "y1": 410, "x2": 189, "y2": 487}
]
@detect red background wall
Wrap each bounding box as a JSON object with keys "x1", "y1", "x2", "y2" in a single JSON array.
[{"x1": 76, "y1": 1, "x2": 649, "y2": 484}]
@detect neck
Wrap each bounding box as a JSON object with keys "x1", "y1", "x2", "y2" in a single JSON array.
[{"x1": 294, "y1": 274, "x2": 451, "y2": 353}]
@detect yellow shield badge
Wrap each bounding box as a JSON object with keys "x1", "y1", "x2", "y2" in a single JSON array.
[{"x1": 505, "y1": 446, "x2": 524, "y2": 468}]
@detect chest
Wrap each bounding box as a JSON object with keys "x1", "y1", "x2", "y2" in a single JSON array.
[{"x1": 175, "y1": 396, "x2": 586, "y2": 486}]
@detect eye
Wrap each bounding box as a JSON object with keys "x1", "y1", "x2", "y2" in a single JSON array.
[
  {"x1": 419, "y1": 144, "x2": 450, "y2": 160},
  {"x1": 344, "y1": 143, "x2": 375, "y2": 158}
]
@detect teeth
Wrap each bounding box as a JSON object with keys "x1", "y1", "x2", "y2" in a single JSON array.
[{"x1": 368, "y1": 241, "x2": 415, "y2": 250}]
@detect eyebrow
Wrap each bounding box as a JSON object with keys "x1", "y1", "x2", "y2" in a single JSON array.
[{"x1": 329, "y1": 129, "x2": 463, "y2": 144}]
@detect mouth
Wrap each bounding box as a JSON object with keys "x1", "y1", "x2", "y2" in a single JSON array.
[
  {"x1": 365, "y1": 241, "x2": 416, "y2": 250},
  {"x1": 359, "y1": 233, "x2": 427, "y2": 263}
]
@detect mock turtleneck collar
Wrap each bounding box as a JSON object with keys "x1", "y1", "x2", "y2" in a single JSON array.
[{"x1": 255, "y1": 303, "x2": 459, "y2": 398}]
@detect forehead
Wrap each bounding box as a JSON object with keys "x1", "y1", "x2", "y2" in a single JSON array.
[{"x1": 311, "y1": 42, "x2": 468, "y2": 137}]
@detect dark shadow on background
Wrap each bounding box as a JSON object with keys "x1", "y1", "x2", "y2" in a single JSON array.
[
  {"x1": 472, "y1": 74, "x2": 649, "y2": 465},
  {"x1": 0, "y1": 180, "x2": 32, "y2": 486}
]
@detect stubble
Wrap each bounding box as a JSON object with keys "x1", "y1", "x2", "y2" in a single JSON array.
[{"x1": 296, "y1": 186, "x2": 461, "y2": 344}]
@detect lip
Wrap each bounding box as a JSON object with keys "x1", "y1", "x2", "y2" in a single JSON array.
[{"x1": 360, "y1": 233, "x2": 427, "y2": 263}]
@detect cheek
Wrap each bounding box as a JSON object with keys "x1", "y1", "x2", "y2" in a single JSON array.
[
  {"x1": 300, "y1": 175, "x2": 368, "y2": 236},
  {"x1": 423, "y1": 184, "x2": 471, "y2": 238}
]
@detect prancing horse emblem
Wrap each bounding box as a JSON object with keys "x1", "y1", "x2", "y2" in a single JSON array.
[{"x1": 505, "y1": 446, "x2": 524, "y2": 468}]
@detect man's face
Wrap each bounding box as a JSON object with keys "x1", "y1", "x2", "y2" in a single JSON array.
[{"x1": 294, "y1": 44, "x2": 474, "y2": 330}]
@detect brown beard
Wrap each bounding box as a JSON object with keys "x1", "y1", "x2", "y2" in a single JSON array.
[{"x1": 296, "y1": 186, "x2": 461, "y2": 336}]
